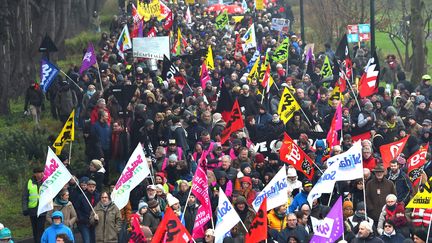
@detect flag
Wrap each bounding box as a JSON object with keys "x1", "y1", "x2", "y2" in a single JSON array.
[
  {"x1": 147, "y1": 26, "x2": 157, "y2": 37},
  {"x1": 185, "y1": 6, "x2": 192, "y2": 28},
  {"x1": 242, "y1": 23, "x2": 257, "y2": 52},
  {"x1": 308, "y1": 142, "x2": 363, "y2": 205},
  {"x1": 326, "y1": 103, "x2": 342, "y2": 148},
  {"x1": 359, "y1": 51, "x2": 380, "y2": 98},
  {"x1": 407, "y1": 177, "x2": 432, "y2": 209},
  {"x1": 320, "y1": 55, "x2": 333, "y2": 78},
  {"x1": 220, "y1": 100, "x2": 244, "y2": 144},
  {"x1": 163, "y1": 10, "x2": 173, "y2": 30},
  {"x1": 52, "y1": 110, "x2": 75, "y2": 155},
  {"x1": 79, "y1": 43, "x2": 97, "y2": 75},
  {"x1": 152, "y1": 207, "x2": 192, "y2": 243},
  {"x1": 379, "y1": 135, "x2": 410, "y2": 169},
  {"x1": 216, "y1": 79, "x2": 234, "y2": 122},
  {"x1": 245, "y1": 197, "x2": 267, "y2": 243},
  {"x1": 191, "y1": 156, "x2": 212, "y2": 239},
  {"x1": 328, "y1": 85, "x2": 344, "y2": 105},
  {"x1": 335, "y1": 34, "x2": 349, "y2": 61},
  {"x1": 130, "y1": 214, "x2": 147, "y2": 243},
  {"x1": 272, "y1": 38, "x2": 289, "y2": 63},
  {"x1": 215, "y1": 189, "x2": 241, "y2": 243},
  {"x1": 131, "y1": 3, "x2": 142, "y2": 38},
  {"x1": 215, "y1": 10, "x2": 229, "y2": 30},
  {"x1": 407, "y1": 144, "x2": 429, "y2": 186},
  {"x1": 37, "y1": 147, "x2": 73, "y2": 216},
  {"x1": 171, "y1": 28, "x2": 188, "y2": 56},
  {"x1": 160, "y1": 1, "x2": 171, "y2": 19},
  {"x1": 111, "y1": 143, "x2": 151, "y2": 210},
  {"x1": 279, "y1": 133, "x2": 315, "y2": 180},
  {"x1": 242, "y1": 0, "x2": 249, "y2": 12},
  {"x1": 261, "y1": 65, "x2": 274, "y2": 94},
  {"x1": 137, "y1": 0, "x2": 161, "y2": 22},
  {"x1": 247, "y1": 55, "x2": 260, "y2": 83},
  {"x1": 206, "y1": 46, "x2": 215, "y2": 70},
  {"x1": 200, "y1": 62, "x2": 211, "y2": 89},
  {"x1": 116, "y1": 25, "x2": 132, "y2": 59},
  {"x1": 252, "y1": 165, "x2": 288, "y2": 211},
  {"x1": 162, "y1": 55, "x2": 187, "y2": 89},
  {"x1": 277, "y1": 88, "x2": 301, "y2": 124},
  {"x1": 235, "y1": 33, "x2": 244, "y2": 54},
  {"x1": 40, "y1": 58, "x2": 60, "y2": 93},
  {"x1": 246, "y1": 50, "x2": 260, "y2": 72},
  {"x1": 310, "y1": 196, "x2": 344, "y2": 243}
]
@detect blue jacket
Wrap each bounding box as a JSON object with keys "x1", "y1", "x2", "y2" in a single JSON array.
[
  {"x1": 289, "y1": 191, "x2": 308, "y2": 213},
  {"x1": 41, "y1": 211, "x2": 75, "y2": 243},
  {"x1": 379, "y1": 232, "x2": 405, "y2": 243}
]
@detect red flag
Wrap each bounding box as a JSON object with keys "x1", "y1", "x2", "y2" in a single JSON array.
[
  {"x1": 147, "y1": 27, "x2": 157, "y2": 37},
  {"x1": 163, "y1": 11, "x2": 173, "y2": 31},
  {"x1": 245, "y1": 197, "x2": 267, "y2": 243},
  {"x1": 130, "y1": 214, "x2": 147, "y2": 243},
  {"x1": 261, "y1": 65, "x2": 270, "y2": 89},
  {"x1": 326, "y1": 103, "x2": 342, "y2": 148},
  {"x1": 220, "y1": 100, "x2": 245, "y2": 144},
  {"x1": 351, "y1": 131, "x2": 371, "y2": 142},
  {"x1": 151, "y1": 207, "x2": 192, "y2": 243},
  {"x1": 200, "y1": 62, "x2": 211, "y2": 89},
  {"x1": 359, "y1": 51, "x2": 380, "y2": 98},
  {"x1": 279, "y1": 133, "x2": 315, "y2": 180},
  {"x1": 235, "y1": 33, "x2": 244, "y2": 53},
  {"x1": 216, "y1": 79, "x2": 234, "y2": 122},
  {"x1": 407, "y1": 144, "x2": 429, "y2": 186},
  {"x1": 379, "y1": 135, "x2": 410, "y2": 169}
]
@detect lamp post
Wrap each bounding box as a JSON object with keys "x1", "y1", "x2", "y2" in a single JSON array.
[
  {"x1": 370, "y1": 0, "x2": 375, "y2": 53},
  {"x1": 300, "y1": 0, "x2": 305, "y2": 42}
]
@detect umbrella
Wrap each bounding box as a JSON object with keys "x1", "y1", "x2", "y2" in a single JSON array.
[
  {"x1": 206, "y1": 4, "x2": 226, "y2": 13},
  {"x1": 206, "y1": 4, "x2": 245, "y2": 14}
]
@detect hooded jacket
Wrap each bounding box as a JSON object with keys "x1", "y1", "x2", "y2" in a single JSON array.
[{"x1": 41, "y1": 211, "x2": 75, "y2": 243}]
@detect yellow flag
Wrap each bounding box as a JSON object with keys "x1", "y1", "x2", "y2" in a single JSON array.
[
  {"x1": 278, "y1": 88, "x2": 301, "y2": 124},
  {"x1": 186, "y1": 0, "x2": 195, "y2": 4},
  {"x1": 407, "y1": 178, "x2": 432, "y2": 209},
  {"x1": 53, "y1": 110, "x2": 75, "y2": 155},
  {"x1": 320, "y1": 55, "x2": 333, "y2": 78},
  {"x1": 137, "y1": 0, "x2": 161, "y2": 22},
  {"x1": 247, "y1": 57, "x2": 260, "y2": 83},
  {"x1": 256, "y1": 0, "x2": 264, "y2": 10},
  {"x1": 328, "y1": 86, "x2": 344, "y2": 105},
  {"x1": 232, "y1": 16, "x2": 244, "y2": 23},
  {"x1": 206, "y1": 46, "x2": 214, "y2": 70}
]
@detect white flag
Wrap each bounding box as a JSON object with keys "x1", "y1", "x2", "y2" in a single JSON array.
[
  {"x1": 242, "y1": 23, "x2": 257, "y2": 52},
  {"x1": 116, "y1": 24, "x2": 132, "y2": 59},
  {"x1": 307, "y1": 142, "x2": 363, "y2": 206},
  {"x1": 252, "y1": 165, "x2": 288, "y2": 211},
  {"x1": 214, "y1": 189, "x2": 241, "y2": 243},
  {"x1": 111, "y1": 143, "x2": 151, "y2": 210},
  {"x1": 185, "y1": 6, "x2": 193, "y2": 28},
  {"x1": 37, "y1": 147, "x2": 73, "y2": 216}
]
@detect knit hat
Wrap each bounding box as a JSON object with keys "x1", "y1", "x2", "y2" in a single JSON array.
[
  {"x1": 87, "y1": 180, "x2": 97, "y2": 186},
  {"x1": 240, "y1": 162, "x2": 251, "y2": 172},
  {"x1": 343, "y1": 200, "x2": 353, "y2": 210},
  {"x1": 287, "y1": 168, "x2": 297, "y2": 177},
  {"x1": 395, "y1": 203, "x2": 405, "y2": 214},
  {"x1": 0, "y1": 227, "x2": 12, "y2": 240},
  {"x1": 155, "y1": 172, "x2": 166, "y2": 182},
  {"x1": 79, "y1": 176, "x2": 90, "y2": 184},
  {"x1": 138, "y1": 201, "x2": 148, "y2": 211},
  {"x1": 413, "y1": 228, "x2": 427, "y2": 242},
  {"x1": 167, "y1": 193, "x2": 180, "y2": 207},
  {"x1": 356, "y1": 201, "x2": 365, "y2": 211},
  {"x1": 147, "y1": 199, "x2": 159, "y2": 209},
  {"x1": 91, "y1": 159, "x2": 103, "y2": 170},
  {"x1": 232, "y1": 139, "x2": 242, "y2": 146},
  {"x1": 33, "y1": 166, "x2": 44, "y2": 173},
  {"x1": 241, "y1": 176, "x2": 252, "y2": 185},
  {"x1": 168, "y1": 154, "x2": 178, "y2": 162},
  {"x1": 255, "y1": 153, "x2": 265, "y2": 164},
  {"x1": 235, "y1": 196, "x2": 247, "y2": 205},
  {"x1": 144, "y1": 119, "x2": 154, "y2": 127},
  {"x1": 155, "y1": 184, "x2": 165, "y2": 193}
]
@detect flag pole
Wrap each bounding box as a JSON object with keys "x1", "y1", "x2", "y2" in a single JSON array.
[
  {"x1": 96, "y1": 63, "x2": 104, "y2": 91},
  {"x1": 298, "y1": 106, "x2": 313, "y2": 127},
  {"x1": 346, "y1": 75, "x2": 362, "y2": 111},
  {"x1": 180, "y1": 185, "x2": 194, "y2": 223},
  {"x1": 239, "y1": 218, "x2": 249, "y2": 233},
  {"x1": 362, "y1": 173, "x2": 368, "y2": 219},
  {"x1": 72, "y1": 177, "x2": 97, "y2": 215},
  {"x1": 426, "y1": 214, "x2": 432, "y2": 242},
  {"x1": 68, "y1": 142, "x2": 73, "y2": 165},
  {"x1": 59, "y1": 69, "x2": 83, "y2": 92}
]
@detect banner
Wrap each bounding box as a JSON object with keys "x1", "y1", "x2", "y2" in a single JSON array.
[
  {"x1": 40, "y1": 58, "x2": 60, "y2": 94},
  {"x1": 137, "y1": 0, "x2": 161, "y2": 22},
  {"x1": 52, "y1": 110, "x2": 75, "y2": 155},
  {"x1": 242, "y1": 23, "x2": 257, "y2": 51},
  {"x1": 308, "y1": 142, "x2": 363, "y2": 205},
  {"x1": 111, "y1": 143, "x2": 151, "y2": 210},
  {"x1": 277, "y1": 88, "x2": 301, "y2": 124},
  {"x1": 133, "y1": 36, "x2": 170, "y2": 60},
  {"x1": 406, "y1": 178, "x2": 432, "y2": 209},
  {"x1": 152, "y1": 207, "x2": 192, "y2": 243},
  {"x1": 130, "y1": 214, "x2": 147, "y2": 243},
  {"x1": 220, "y1": 100, "x2": 245, "y2": 144},
  {"x1": 215, "y1": 189, "x2": 241, "y2": 243},
  {"x1": 117, "y1": 25, "x2": 132, "y2": 59},
  {"x1": 271, "y1": 18, "x2": 290, "y2": 33},
  {"x1": 255, "y1": 0, "x2": 264, "y2": 10},
  {"x1": 215, "y1": 10, "x2": 229, "y2": 30},
  {"x1": 379, "y1": 135, "x2": 409, "y2": 169},
  {"x1": 407, "y1": 144, "x2": 429, "y2": 186},
  {"x1": 191, "y1": 159, "x2": 212, "y2": 239},
  {"x1": 79, "y1": 43, "x2": 97, "y2": 75},
  {"x1": 206, "y1": 46, "x2": 214, "y2": 70},
  {"x1": 37, "y1": 147, "x2": 73, "y2": 216},
  {"x1": 310, "y1": 196, "x2": 344, "y2": 243},
  {"x1": 320, "y1": 55, "x2": 333, "y2": 78},
  {"x1": 247, "y1": 55, "x2": 260, "y2": 83},
  {"x1": 252, "y1": 165, "x2": 288, "y2": 211},
  {"x1": 245, "y1": 197, "x2": 267, "y2": 243},
  {"x1": 279, "y1": 133, "x2": 314, "y2": 180},
  {"x1": 272, "y1": 38, "x2": 289, "y2": 63},
  {"x1": 359, "y1": 51, "x2": 380, "y2": 98}
]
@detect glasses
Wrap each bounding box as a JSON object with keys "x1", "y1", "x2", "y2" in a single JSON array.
[{"x1": 384, "y1": 225, "x2": 393, "y2": 228}]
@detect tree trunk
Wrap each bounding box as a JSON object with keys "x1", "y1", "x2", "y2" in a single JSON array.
[{"x1": 410, "y1": 0, "x2": 426, "y2": 84}]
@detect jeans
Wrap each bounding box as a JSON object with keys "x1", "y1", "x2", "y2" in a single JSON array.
[{"x1": 78, "y1": 224, "x2": 95, "y2": 243}]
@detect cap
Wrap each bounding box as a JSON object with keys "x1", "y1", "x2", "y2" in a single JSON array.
[
  {"x1": 421, "y1": 74, "x2": 431, "y2": 80},
  {"x1": 147, "y1": 185, "x2": 157, "y2": 190},
  {"x1": 87, "y1": 180, "x2": 97, "y2": 186},
  {"x1": 302, "y1": 180, "x2": 313, "y2": 187},
  {"x1": 79, "y1": 176, "x2": 90, "y2": 184},
  {"x1": 91, "y1": 159, "x2": 103, "y2": 170},
  {"x1": 0, "y1": 227, "x2": 12, "y2": 240},
  {"x1": 422, "y1": 119, "x2": 431, "y2": 126},
  {"x1": 356, "y1": 201, "x2": 365, "y2": 211}
]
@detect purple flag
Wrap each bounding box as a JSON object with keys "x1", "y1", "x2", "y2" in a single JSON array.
[
  {"x1": 79, "y1": 43, "x2": 97, "y2": 74},
  {"x1": 310, "y1": 196, "x2": 344, "y2": 243},
  {"x1": 305, "y1": 46, "x2": 314, "y2": 65}
]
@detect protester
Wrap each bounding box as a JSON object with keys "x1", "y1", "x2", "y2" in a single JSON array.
[
  {"x1": 41, "y1": 211, "x2": 74, "y2": 243},
  {"x1": 46, "y1": 189, "x2": 77, "y2": 229},
  {"x1": 90, "y1": 192, "x2": 121, "y2": 243}
]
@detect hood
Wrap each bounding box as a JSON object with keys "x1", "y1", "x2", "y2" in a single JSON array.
[
  {"x1": 315, "y1": 139, "x2": 326, "y2": 149},
  {"x1": 52, "y1": 211, "x2": 64, "y2": 222}
]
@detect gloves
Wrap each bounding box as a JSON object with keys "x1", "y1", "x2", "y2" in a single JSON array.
[{"x1": 23, "y1": 210, "x2": 29, "y2": 216}]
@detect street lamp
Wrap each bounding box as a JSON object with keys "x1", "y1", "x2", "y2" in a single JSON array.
[{"x1": 300, "y1": 0, "x2": 305, "y2": 42}]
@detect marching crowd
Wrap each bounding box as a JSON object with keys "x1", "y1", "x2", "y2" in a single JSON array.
[{"x1": 6, "y1": 0, "x2": 432, "y2": 242}]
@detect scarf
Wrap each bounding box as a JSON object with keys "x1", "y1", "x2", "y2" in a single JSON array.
[
  {"x1": 101, "y1": 201, "x2": 112, "y2": 211},
  {"x1": 54, "y1": 197, "x2": 69, "y2": 206},
  {"x1": 386, "y1": 205, "x2": 397, "y2": 220},
  {"x1": 388, "y1": 169, "x2": 400, "y2": 181}
]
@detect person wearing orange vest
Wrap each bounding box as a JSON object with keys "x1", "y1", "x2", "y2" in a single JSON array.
[{"x1": 22, "y1": 167, "x2": 46, "y2": 243}]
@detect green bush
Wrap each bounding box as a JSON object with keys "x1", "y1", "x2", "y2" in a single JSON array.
[{"x1": 64, "y1": 31, "x2": 100, "y2": 56}]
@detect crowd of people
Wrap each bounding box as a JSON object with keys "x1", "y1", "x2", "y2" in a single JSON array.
[{"x1": 12, "y1": 0, "x2": 432, "y2": 242}]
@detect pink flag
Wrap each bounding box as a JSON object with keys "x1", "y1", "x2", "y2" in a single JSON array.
[
  {"x1": 191, "y1": 152, "x2": 212, "y2": 239},
  {"x1": 326, "y1": 103, "x2": 342, "y2": 148},
  {"x1": 200, "y1": 62, "x2": 211, "y2": 90}
]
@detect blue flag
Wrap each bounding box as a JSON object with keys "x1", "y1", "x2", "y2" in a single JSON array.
[{"x1": 40, "y1": 58, "x2": 59, "y2": 93}]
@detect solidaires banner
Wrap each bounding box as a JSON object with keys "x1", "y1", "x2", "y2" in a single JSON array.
[
  {"x1": 133, "y1": 37, "x2": 170, "y2": 60},
  {"x1": 52, "y1": 110, "x2": 75, "y2": 155}
]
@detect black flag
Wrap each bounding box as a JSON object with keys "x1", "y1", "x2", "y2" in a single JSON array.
[{"x1": 162, "y1": 55, "x2": 187, "y2": 89}]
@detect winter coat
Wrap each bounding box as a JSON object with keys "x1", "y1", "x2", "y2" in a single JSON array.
[
  {"x1": 238, "y1": 94, "x2": 260, "y2": 117},
  {"x1": 365, "y1": 178, "x2": 396, "y2": 223},
  {"x1": 24, "y1": 86, "x2": 44, "y2": 110},
  {"x1": 75, "y1": 191, "x2": 100, "y2": 226},
  {"x1": 268, "y1": 209, "x2": 288, "y2": 232},
  {"x1": 46, "y1": 201, "x2": 77, "y2": 228},
  {"x1": 386, "y1": 170, "x2": 413, "y2": 205},
  {"x1": 90, "y1": 202, "x2": 121, "y2": 243},
  {"x1": 277, "y1": 225, "x2": 309, "y2": 243},
  {"x1": 55, "y1": 85, "x2": 77, "y2": 117},
  {"x1": 352, "y1": 234, "x2": 385, "y2": 243},
  {"x1": 142, "y1": 209, "x2": 162, "y2": 234},
  {"x1": 289, "y1": 191, "x2": 308, "y2": 213},
  {"x1": 184, "y1": 203, "x2": 199, "y2": 234},
  {"x1": 379, "y1": 231, "x2": 405, "y2": 243}
]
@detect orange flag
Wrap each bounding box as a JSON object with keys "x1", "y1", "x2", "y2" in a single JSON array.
[
  {"x1": 220, "y1": 99, "x2": 244, "y2": 144},
  {"x1": 245, "y1": 197, "x2": 267, "y2": 243},
  {"x1": 151, "y1": 207, "x2": 192, "y2": 243},
  {"x1": 379, "y1": 135, "x2": 410, "y2": 169}
]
